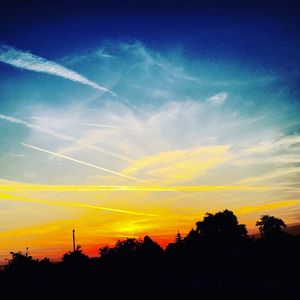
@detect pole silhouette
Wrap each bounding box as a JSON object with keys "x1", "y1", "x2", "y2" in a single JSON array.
[{"x1": 72, "y1": 229, "x2": 75, "y2": 252}]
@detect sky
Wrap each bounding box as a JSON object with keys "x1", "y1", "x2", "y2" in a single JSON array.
[{"x1": 0, "y1": 0, "x2": 300, "y2": 261}]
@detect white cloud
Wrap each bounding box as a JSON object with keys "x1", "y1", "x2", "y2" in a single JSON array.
[
  {"x1": 0, "y1": 113, "x2": 131, "y2": 162},
  {"x1": 208, "y1": 92, "x2": 228, "y2": 106},
  {"x1": 9, "y1": 98, "x2": 295, "y2": 187},
  {"x1": 1, "y1": 42, "x2": 299, "y2": 190},
  {"x1": 0, "y1": 44, "x2": 116, "y2": 96},
  {"x1": 244, "y1": 135, "x2": 300, "y2": 154},
  {"x1": 239, "y1": 167, "x2": 300, "y2": 183}
]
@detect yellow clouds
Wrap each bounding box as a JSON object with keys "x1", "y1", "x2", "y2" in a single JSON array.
[
  {"x1": 0, "y1": 191, "x2": 157, "y2": 217},
  {"x1": 237, "y1": 199, "x2": 300, "y2": 215},
  {"x1": 233, "y1": 199, "x2": 300, "y2": 229},
  {"x1": 123, "y1": 145, "x2": 230, "y2": 184},
  {"x1": 0, "y1": 180, "x2": 269, "y2": 193},
  {"x1": 0, "y1": 176, "x2": 298, "y2": 262}
]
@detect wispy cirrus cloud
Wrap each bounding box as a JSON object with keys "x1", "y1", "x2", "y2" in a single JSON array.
[
  {"x1": 239, "y1": 167, "x2": 300, "y2": 184},
  {"x1": 122, "y1": 146, "x2": 231, "y2": 184},
  {"x1": 0, "y1": 113, "x2": 132, "y2": 162},
  {"x1": 207, "y1": 92, "x2": 228, "y2": 106},
  {"x1": 243, "y1": 135, "x2": 300, "y2": 154},
  {"x1": 1, "y1": 40, "x2": 299, "y2": 262},
  {"x1": 0, "y1": 44, "x2": 116, "y2": 96}
]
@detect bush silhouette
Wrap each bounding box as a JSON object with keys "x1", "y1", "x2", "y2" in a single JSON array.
[{"x1": 5, "y1": 251, "x2": 38, "y2": 273}]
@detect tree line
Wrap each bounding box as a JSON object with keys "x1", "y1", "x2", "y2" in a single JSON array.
[{"x1": 0, "y1": 210, "x2": 299, "y2": 298}]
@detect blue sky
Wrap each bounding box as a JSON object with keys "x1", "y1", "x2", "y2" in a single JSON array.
[{"x1": 0, "y1": 1, "x2": 299, "y2": 259}]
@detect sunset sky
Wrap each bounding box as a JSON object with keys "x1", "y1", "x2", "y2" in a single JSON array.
[{"x1": 0, "y1": 1, "x2": 300, "y2": 262}]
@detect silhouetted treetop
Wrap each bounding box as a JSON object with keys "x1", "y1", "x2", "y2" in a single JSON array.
[
  {"x1": 99, "y1": 236, "x2": 164, "y2": 261},
  {"x1": 5, "y1": 251, "x2": 37, "y2": 271},
  {"x1": 256, "y1": 215, "x2": 287, "y2": 239},
  {"x1": 183, "y1": 228, "x2": 200, "y2": 245},
  {"x1": 196, "y1": 209, "x2": 248, "y2": 241},
  {"x1": 62, "y1": 245, "x2": 89, "y2": 265},
  {"x1": 4, "y1": 251, "x2": 51, "y2": 274},
  {"x1": 117, "y1": 238, "x2": 141, "y2": 251},
  {"x1": 138, "y1": 235, "x2": 164, "y2": 255},
  {"x1": 99, "y1": 238, "x2": 142, "y2": 259},
  {"x1": 175, "y1": 231, "x2": 183, "y2": 244},
  {"x1": 1, "y1": 210, "x2": 299, "y2": 298},
  {"x1": 99, "y1": 245, "x2": 111, "y2": 257}
]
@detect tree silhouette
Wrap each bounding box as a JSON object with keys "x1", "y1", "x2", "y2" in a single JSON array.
[
  {"x1": 5, "y1": 251, "x2": 38, "y2": 272},
  {"x1": 99, "y1": 238, "x2": 142, "y2": 262},
  {"x1": 62, "y1": 245, "x2": 89, "y2": 266},
  {"x1": 114, "y1": 238, "x2": 142, "y2": 255},
  {"x1": 183, "y1": 228, "x2": 200, "y2": 245},
  {"x1": 165, "y1": 232, "x2": 186, "y2": 261},
  {"x1": 137, "y1": 235, "x2": 164, "y2": 258},
  {"x1": 256, "y1": 215, "x2": 287, "y2": 239},
  {"x1": 99, "y1": 245, "x2": 111, "y2": 257},
  {"x1": 1, "y1": 210, "x2": 299, "y2": 297},
  {"x1": 196, "y1": 209, "x2": 248, "y2": 242},
  {"x1": 175, "y1": 231, "x2": 183, "y2": 244}
]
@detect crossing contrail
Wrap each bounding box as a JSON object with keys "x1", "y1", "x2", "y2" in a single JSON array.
[
  {"x1": 20, "y1": 143, "x2": 268, "y2": 197},
  {"x1": 21, "y1": 143, "x2": 140, "y2": 182},
  {"x1": 0, "y1": 44, "x2": 116, "y2": 96},
  {"x1": 0, "y1": 113, "x2": 132, "y2": 162},
  {"x1": 0, "y1": 192, "x2": 157, "y2": 217}
]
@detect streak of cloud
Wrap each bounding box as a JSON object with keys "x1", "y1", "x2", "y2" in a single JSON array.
[
  {"x1": 243, "y1": 135, "x2": 300, "y2": 154},
  {"x1": 0, "y1": 44, "x2": 116, "y2": 96},
  {"x1": 21, "y1": 143, "x2": 140, "y2": 182},
  {"x1": 0, "y1": 113, "x2": 132, "y2": 162},
  {"x1": 0, "y1": 181, "x2": 270, "y2": 193},
  {"x1": 122, "y1": 146, "x2": 231, "y2": 184},
  {"x1": 207, "y1": 92, "x2": 228, "y2": 106},
  {"x1": 237, "y1": 199, "x2": 300, "y2": 215},
  {"x1": 239, "y1": 167, "x2": 300, "y2": 183},
  {"x1": 0, "y1": 192, "x2": 157, "y2": 217},
  {"x1": 82, "y1": 123, "x2": 141, "y2": 131},
  {"x1": 30, "y1": 117, "x2": 142, "y2": 132}
]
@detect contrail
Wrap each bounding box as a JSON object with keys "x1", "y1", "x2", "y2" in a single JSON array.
[
  {"x1": 0, "y1": 113, "x2": 132, "y2": 162},
  {"x1": 0, "y1": 192, "x2": 157, "y2": 217},
  {"x1": 0, "y1": 44, "x2": 116, "y2": 96},
  {"x1": 20, "y1": 143, "x2": 267, "y2": 198},
  {"x1": 21, "y1": 143, "x2": 140, "y2": 182},
  {"x1": 30, "y1": 117, "x2": 141, "y2": 132},
  {"x1": 82, "y1": 123, "x2": 140, "y2": 131},
  {"x1": 0, "y1": 183, "x2": 269, "y2": 192}
]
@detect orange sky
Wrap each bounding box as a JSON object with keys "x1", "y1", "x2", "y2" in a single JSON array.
[{"x1": 0, "y1": 179, "x2": 299, "y2": 263}]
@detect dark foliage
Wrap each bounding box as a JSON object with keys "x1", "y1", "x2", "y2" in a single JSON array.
[
  {"x1": 256, "y1": 215, "x2": 287, "y2": 239},
  {"x1": 62, "y1": 245, "x2": 89, "y2": 266},
  {"x1": 1, "y1": 211, "x2": 299, "y2": 299},
  {"x1": 196, "y1": 209, "x2": 248, "y2": 241},
  {"x1": 5, "y1": 251, "x2": 39, "y2": 273}
]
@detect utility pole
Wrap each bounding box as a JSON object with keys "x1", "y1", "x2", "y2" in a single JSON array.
[{"x1": 72, "y1": 229, "x2": 76, "y2": 252}]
